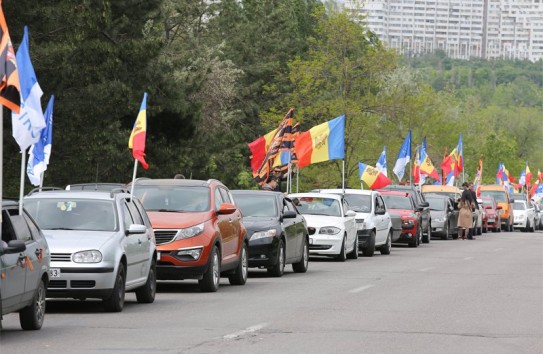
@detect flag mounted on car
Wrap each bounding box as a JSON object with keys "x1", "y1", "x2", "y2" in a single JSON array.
[
  {"x1": 392, "y1": 131, "x2": 411, "y2": 181},
  {"x1": 0, "y1": 2, "x2": 20, "y2": 113},
  {"x1": 27, "y1": 95, "x2": 54, "y2": 186},
  {"x1": 359, "y1": 162, "x2": 391, "y2": 189},
  {"x1": 376, "y1": 146, "x2": 387, "y2": 177},
  {"x1": 128, "y1": 93, "x2": 149, "y2": 169},
  {"x1": 419, "y1": 137, "x2": 440, "y2": 181}
]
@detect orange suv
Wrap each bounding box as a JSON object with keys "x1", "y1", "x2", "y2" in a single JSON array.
[{"x1": 132, "y1": 179, "x2": 248, "y2": 292}]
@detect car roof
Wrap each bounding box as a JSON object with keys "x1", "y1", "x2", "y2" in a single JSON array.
[
  {"x1": 289, "y1": 192, "x2": 343, "y2": 201},
  {"x1": 377, "y1": 190, "x2": 410, "y2": 197},
  {"x1": 317, "y1": 189, "x2": 374, "y2": 196},
  {"x1": 66, "y1": 183, "x2": 125, "y2": 191},
  {"x1": 2, "y1": 200, "x2": 19, "y2": 207},
  {"x1": 424, "y1": 194, "x2": 449, "y2": 200},
  {"x1": 421, "y1": 185, "x2": 461, "y2": 193},
  {"x1": 133, "y1": 178, "x2": 220, "y2": 188},
  {"x1": 25, "y1": 190, "x2": 127, "y2": 200}
]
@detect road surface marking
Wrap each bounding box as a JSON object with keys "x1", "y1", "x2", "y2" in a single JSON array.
[
  {"x1": 349, "y1": 284, "x2": 375, "y2": 293},
  {"x1": 419, "y1": 267, "x2": 434, "y2": 272},
  {"x1": 223, "y1": 323, "x2": 268, "y2": 340},
  {"x1": 493, "y1": 248, "x2": 503, "y2": 252},
  {"x1": 464, "y1": 257, "x2": 474, "y2": 260}
]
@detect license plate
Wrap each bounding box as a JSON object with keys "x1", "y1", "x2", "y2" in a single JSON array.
[
  {"x1": 49, "y1": 268, "x2": 61, "y2": 278},
  {"x1": 157, "y1": 252, "x2": 161, "y2": 261}
]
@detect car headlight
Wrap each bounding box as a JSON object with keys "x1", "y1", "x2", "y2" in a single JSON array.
[
  {"x1": 401, "y1": 219, "x2": 415, "y2": 226},
  {"x1": 175, "y1": 223, "x2": 205, "y2": 240},
  {"x1": 72, "y1": 250, "x2": 102, "y2": 263},
  {"x1": 319, "y1": 226, "x2": 341, "y2": 235},
  {"x1": 355, "y1": 219, "x2": 366, "y2": 230},
  {"x1": 251, "y1": 229, "x2": 277, "y2": 240},
  {"x1": 434, "y1": 217, "x2": 446, "y2": 223}
]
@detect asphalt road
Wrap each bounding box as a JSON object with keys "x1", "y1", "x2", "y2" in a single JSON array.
[{"x1": 1, "y1": 230, "x2": 542, "y2": 354}]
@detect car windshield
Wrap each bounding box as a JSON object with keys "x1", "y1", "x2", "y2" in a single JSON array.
[
  {"x1": 234, "y1": 194, "x2": 277, "y2": 217},
  {"x1": 24, "y1": 199, "x2": 117, "y2": 231},
  {"x1": 480, "y1": 191, "x2": 507, "y2": 202},
  {"x1": 424, "y1": 191, "x2": 457, "y2": 200},
  {"x1": 134, "y1": 186, "x2": 210, "y2": 212},
  {"x1": 342, "y1": 194, "x2": 371, "y2": 212},
  {"x1": 295, "y1": 197, "x2": 341, "y2": 217},
  {"x1": 426, "y1": 197, "x2": 445, "y2": 211},
  {"x1": 513, "y1": 202, "x2": 526, "y2": 210},
  {"x1": 482, "y1": 199, "x2": 494, "y2": 207},
  {"x1": 382, "y1": 195, "x2": 413, "y2": 210}
]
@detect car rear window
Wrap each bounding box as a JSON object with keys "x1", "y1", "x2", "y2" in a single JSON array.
[
  {"x1": 25, "y1": 199, "x2": 117, "y2": 231},
  {"x1": 382, "y1": 195, "x2": 413, "y2": 210},
  {"x1": 295, "y1": 197, "x2": 341, "y2": 217},
  {"x1": 134, "y1": 186, "x2": 210, "y2": 212},
  {"x1": 235, "y1": 194, "x2": 277, "y2": 217},
  {"x1": 342, "y1": 194, "x2": 371, "y2": 213}
]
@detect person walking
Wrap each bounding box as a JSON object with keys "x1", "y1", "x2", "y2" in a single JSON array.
[
  {"x1": 457, "y1": 196, "x2": 474, "y2": 240},
  {"x1": 262, "y1": 176, "x2": 279, "y2": 191}
]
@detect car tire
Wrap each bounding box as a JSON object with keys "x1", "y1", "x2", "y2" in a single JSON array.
[
  {"x1": 362, "y1": 231, "x2": 375, "y2": 257},
  {"x1": 199, "y1": 245, "x2": 221, "y2": 292},
  {"x1": 380, "y1": 230, "x2": 392, "y2": 255},
  {"x1": 268, "y1": 239, "x2": 285, "y2": 277},
  {"x1": 135, "y1": 262, "x2": 156, "y2": 303},
  {"x1": 409, "y1": 227, "x2": 420, "y2": 248},
  {"x1": 103, "y1": 263, "x2": 126, "y2": 312},
  {"x1": 19, "y1": 280, "x2": 46, "y2": 330},
  {"x1": 336, "y1": 235, "x2": 347, "y2": 262},
  {"x1": 441, "y1": 222, "x2": 449, "y2": 240},
  {"x1": 229, "y1": 243, "x2": 248, "y2": 285},
  {"x1": 347, "y1": 234, "x2": 359, "y2": 259},
  {"x1": 292, "y1": 237, "x2": 309, "y2": 273},
  {"x1": 422, "y1": 222, "x2": 431, "y2": 243}
]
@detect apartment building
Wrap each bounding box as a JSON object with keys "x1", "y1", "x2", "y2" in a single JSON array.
[{"x1": 340, "y1": 0, "x2": 543, "y2": 61}]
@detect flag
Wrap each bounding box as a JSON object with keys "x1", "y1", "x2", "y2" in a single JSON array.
[
  {"x1": 495, "y1": 163, "x2": 504, "y2": 184},
  {"x1": 376, "y1": 146, "x2": 387, "y2": 177},
  {"x1": 525, "y1": 162, "x2": 532, "y2": 187},
  {"x1": 456, "y1": 133, "x2": 464, "y2": 174},
  {"x1": 359, "y1": 162, "x2": 391, "y2": 189},
  {"x1": 473, "y1": 159, "x2": 483, "y2": 195},
  {"x1": 254, "y1": 110, "x2": 294, "y2": 184},
  {"x1": 530, "y1": 180, "x2": 543, "y2": 198},
  {"x1": 12, "y1": 26, "x2": 45, "y2": 151},
  {"x1": 518, "y1": 170, "x2": 526, "y2": 186},
  {"x1": 295, "y1": 114, "x2": 345, "y2": 168},
  {"x1": 128, "y1": 92, "x2": 149, "y2": 169},
  {"x1": 272, "y1": 121, "x2": 299, "y2": 171},
  {"x1": 27, "y1": 95, "x2": 53, "y2": 186},
  {"x1": 392, "y1": 131, "x2": 411, "y2": 181},
  {"x1": 413, "y1": 146, "x2": 423, "y2": 184},
  {"x1": 0, "y1": 2, "x2": 20, "y2": 113},
  {"x1": 419, "y1": 137, "x2": 440, "y2": 180},
  {"x1": 441, "y1": 147, "x2": 458, "y2": 186},
  {"x1": 248, "y1": 128, "x2": 278, "y2": 174},
  {"x1": 538, "y1": 168, "x2": 542, "y2": 183}
]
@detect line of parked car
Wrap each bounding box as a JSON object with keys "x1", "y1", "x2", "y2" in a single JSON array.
[{"x1": 2, "y1": 180, "x2": 541, "y2": 331}]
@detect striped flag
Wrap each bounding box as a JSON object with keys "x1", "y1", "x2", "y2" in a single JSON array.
[
  {"x1": 392, "y1": 131, "x2": 411, "y2": 181},
  {"x1": 359, "y1": 162, "x2": 391, "y2": 189},
  {"x1": 0, "y1": 1, "x2": 20, "y2": 113},
  {"x1": 27, "y1": 95, "x2": 54, "y2": 186},
  {"x1": 376, "y1": 146, "x2": 387, "y2": 177},
  {"x1": 128, "y1": 93, "x2": 149, "y2": 169}
]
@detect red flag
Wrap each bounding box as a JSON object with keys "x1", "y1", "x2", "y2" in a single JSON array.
[
  {"x1": 0, "y1": 1, "x2": 20, "y2": 113},
  {"x1": 128, "y1": 93, "x2": 149, "y2": 169}
]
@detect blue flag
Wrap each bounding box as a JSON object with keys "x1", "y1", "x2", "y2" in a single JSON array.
[
  {"x1": 27, "y1": 95, "x2": 54, "y2": 186},
  {"x1": 376, "y1": 146, "x2": 387, "y2": 177},
  {"x1": 12, "y1": 26, "x2": 45, "y2": 150},
  {"x1": 392, "y1": 131, "x2": 411, "y2": 181}
]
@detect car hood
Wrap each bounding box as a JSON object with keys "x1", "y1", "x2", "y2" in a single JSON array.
[
  {"x1": 241, "y1": 216, "x2": 280, "y2": 232},
  {"x1": 353, "y1": 212, "x2": 370, "y2": 219},
  {"x1": 42, "y1": 230, "x2": 118, "y2": 252},
  {"x1": 147, "y1": 211, "x2": 211, "y2": 229},
  {"x1": 302, "y1": 214, "x2": 346, "y2": 228}
]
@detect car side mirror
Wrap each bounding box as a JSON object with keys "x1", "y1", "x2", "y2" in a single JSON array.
[
  {"x1": 417, "y1": 207, "x2": 424, "y2": 212},
  {"x1": 126, "y1": 224, "x2": 147, "y2": 235},
  {"x1": 218, "y1": 203, "x2": 237, "y2": 215},
  {"x1": 283, "y1": 210, "x2": 297, "y2": 219},
  {"x1": 421, "y1": 202, "x2": 429, "y2": 208},
  {"x1": 1, "y1": 239, "x2": 26, "y2": 255},
  {"x1": 345, "y1": 210, "x2": 357, "y2": 217}
]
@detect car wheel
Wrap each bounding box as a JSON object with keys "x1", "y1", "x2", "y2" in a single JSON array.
[
  {"x1": 19, "y1": 280, "x2": 46, "y2": 330},
  {"x1": 530, "y1": 220, "x2": 535, "y2": 232},
  {"x1": 199, "y1": 245, "x2": 221, "y2": 292},
  {"x1": 380, "y1": 230, "x2": 392, "y2": 255},
  {"x1": 347, "y1": 234, "x2": 359, "y2": 259},
  {"x1": 336, "y1": 235, "x2": 347, "y2": 262},
  {"x1": 362, "y1": 231, "x2": 375, "y2": 257},
  {"x1": 441, "y1": 222, "x2": 449, "y2": 240},
  {"x1": 103, "y1": 263, "x2": 126, "y2": 312},
  {"x1": 292, "y1": 237, "x2": 309, "y2": 273},
  {"x1": 409, "y1": 227, "x2": 420, "y2": 248},
  {"x1": 135, "y1": 262, "x2": 156, "y2": 303},
  {"x1": 422, "y1": 221, "x2": 431, "y2": 243},
  {"x1": 229, "y1": 243, "x2": 248, "y2": 285},
  {"x1": 268, "y1": 239, "x2": 285, "y2": 277}
]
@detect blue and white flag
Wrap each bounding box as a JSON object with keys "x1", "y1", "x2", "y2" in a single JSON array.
[
  {"x1": 12, "y1": 26, "x2": 45, "y2": 151},
  {"x1": 392, "y1": 131, "x2": 411, "y2": 181},
  {"x1": 376, "y1": 146, "x2": 387, "y2": 177},
  {"x1": 27, "y1": 95, "x2": 54, "y2": 186}
]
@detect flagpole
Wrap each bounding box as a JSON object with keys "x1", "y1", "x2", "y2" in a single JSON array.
[
  {"x1": 39, "y1": 172, "x2": 44, "y2": 192},
  {"x1": 342, "y1": 160, "x2": 345, "y2": 193},
  {"x1": 19, "y1": 149, "x2": 27, "y2": 214},
  {"x1": 130, "y1": 159, "x2": 138, "y2": 202},
  {"x1": 0, "y1": 108, "x2": 3, "y2": 224},
  {"x1": 287, "y1": 162, "x2": 291, "y2": 194},
  {"x1": 296, "y1": 167, "x2": 299, "y2": 193}
]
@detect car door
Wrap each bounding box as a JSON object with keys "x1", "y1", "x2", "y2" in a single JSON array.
[
  {"x1": 342, "y1": 199, "x2": 356, "y2": 248},
  {"x1": 376, "y1": 195, "x2": 390, "y2": 243},
  {"x1": 7, "y1": 209, "x2": 42, "y2": 304},
  {"x1": 214, "y1": 187, "x2": 235, "y2": 263},
  {"x1": 281, "y1": 197, "x2": 299, "y2": 262},
  {"x1": 120, "y1": 202, "x2": 142, "y2": 284},
  {"x1": 1, "y1": 209, "x2": 26, "y2": 312},
  {"x1": 373, "y1": 195, "x2": 385, "y2": 243},
  {"x1": 125, "y1": 199, "x2": 151, "y2": 284}
]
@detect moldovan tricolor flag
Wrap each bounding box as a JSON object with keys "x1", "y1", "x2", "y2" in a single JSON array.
[
  {"x1": 525, "y1": 162, "x2": 532, "y2": 187},
  {"x1": 359, "y1": 162, "x2": 391, "y2": 189},
  {"x1": 12, "y1": 26, "x2": 45, "y2": 151},
  {"x1": 392, "y1": 131, "x2": 411, "y2": 181},
  {"x1": 295, "y1": 115, "x2": 345, "y2": 168},
  {"x1": 0, "y1": 1, "x2": 20, "y2": 113},
  {"x1": 128, "y1": 93, "x2": 149, "y2": 169},
  {"x1": 248, "y1": 128, "x2": 278, "y2": 174},
  {"x1": 419, "y1": 137, "x2": 440, "y2": 181}
]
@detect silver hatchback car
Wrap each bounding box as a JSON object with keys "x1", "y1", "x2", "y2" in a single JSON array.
[{"x1": 24, "y1": 189, "x2": 157, "y2": 312}]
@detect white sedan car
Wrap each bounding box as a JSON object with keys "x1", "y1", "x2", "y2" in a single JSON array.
[
  {"x1": 513, "y1": 200, "x2": 536, "y2": 232},
  {"x1": 317, "y1": 189, "x2": 392, "y2": 257},
  {"x1": 289, "y1": 193, "x2": 357, "y2": 261}
]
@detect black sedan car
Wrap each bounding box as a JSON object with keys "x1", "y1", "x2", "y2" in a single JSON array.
[{"x1": 231, "y1": 190, "x2": 309, "y2": 277}]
